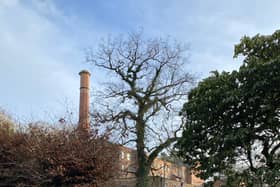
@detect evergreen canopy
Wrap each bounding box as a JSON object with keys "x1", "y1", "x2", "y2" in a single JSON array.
[{"x1": 177, "y1": 30, "x2": 280, "y2": 186}]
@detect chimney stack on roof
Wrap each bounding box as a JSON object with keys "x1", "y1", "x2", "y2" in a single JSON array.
[{"x1": 78, "y1": 70, "x2": 91, "y2": 130}]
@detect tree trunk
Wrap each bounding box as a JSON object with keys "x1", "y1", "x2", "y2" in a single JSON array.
[
  {"x1": 136, "y1": 166, "x2": 149, "y2": 187},
  {"x1": 136, "y1": 120, "x2": 150, "y2": 187}
]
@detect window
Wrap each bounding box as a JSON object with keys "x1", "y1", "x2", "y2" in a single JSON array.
[
  {"x1": 127, "y1": 153, "x2": 131, "y2": 160},
  {"x1": 165, "y1": 165, "x2": 169, "y2": 176},
  {"x1": 121, "y1": 151, "x2": 125, "y2": 159}
]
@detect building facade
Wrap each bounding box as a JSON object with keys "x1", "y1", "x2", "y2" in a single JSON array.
[{"x1": 114, "y1": 145, "x2": 204, "y2": 187}]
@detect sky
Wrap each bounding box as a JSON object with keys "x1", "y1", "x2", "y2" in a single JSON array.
[{"x1": 0, "y1": 0, "x2": 279, "y2": 122}]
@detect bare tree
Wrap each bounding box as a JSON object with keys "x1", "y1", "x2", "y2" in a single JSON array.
[{"x1": 87, "y1": 32, "x2": 194, "y2": 187}]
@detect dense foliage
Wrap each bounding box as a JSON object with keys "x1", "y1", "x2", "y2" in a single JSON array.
[
  {"x1": 177, "y1": 30, "x2": 280, "y2": 186},
  {"x1": 0, "y1": 113, "x2": 119, "y2": 186}
]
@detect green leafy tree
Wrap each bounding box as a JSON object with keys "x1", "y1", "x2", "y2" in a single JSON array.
[{"x1": 177, "y1": 30, "x2": 280, "y2": 186}]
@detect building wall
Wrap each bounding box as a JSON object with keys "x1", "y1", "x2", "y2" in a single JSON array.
[
  {"x1": 213, "y1": 180, "x2": 225, "y2": 187},
  {"x1": 118, "y1": 146, "x2": 138, "y2": 178},
  {"x1": 117, "y1": 145, "x2": 204, "y2": 187},
  {"x1": 191, "y1": 173, "x2": 204, "y2": 187}
]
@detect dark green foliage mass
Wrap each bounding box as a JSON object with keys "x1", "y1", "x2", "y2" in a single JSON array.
[{"x1": 177, "y1": 30, "x2": 280, "y2": 186}]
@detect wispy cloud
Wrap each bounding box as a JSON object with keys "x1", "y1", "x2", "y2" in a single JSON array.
[
  {"x1": 0, "y1": 0, "x2": 279, "y2": 121},
  {"x1": 0, "y1": 0, "x2": 86, "y2": 121}
]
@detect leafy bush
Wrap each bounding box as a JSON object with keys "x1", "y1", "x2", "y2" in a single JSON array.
[{"x1": 0, "y1": 113, "x2": 119, "y2": 186}]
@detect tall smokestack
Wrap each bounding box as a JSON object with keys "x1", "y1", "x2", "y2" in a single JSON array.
[{"x1": 78, "y1": 70, "x2": 91, "y2": 130}]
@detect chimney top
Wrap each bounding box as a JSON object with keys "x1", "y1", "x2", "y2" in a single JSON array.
[{"x1": 79, "y1": 70, "x2": 91, "y2": 76}]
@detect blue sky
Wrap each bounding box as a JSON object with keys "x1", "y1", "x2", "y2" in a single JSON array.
[{"x1": 0, "y1": 0, "x2": 279, "y2": 122}]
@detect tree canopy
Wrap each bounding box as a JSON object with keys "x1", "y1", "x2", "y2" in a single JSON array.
[
  {"x1": 177, "y1": 30, "x2": 280, "y2": 186},
  {"x1": 87, "y1": 32, "x2": 194, "y2": 187}
]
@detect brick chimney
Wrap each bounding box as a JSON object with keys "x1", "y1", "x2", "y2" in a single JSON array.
[{"x1": 78, "y1": 70, "x2": 91, "y2": 130}]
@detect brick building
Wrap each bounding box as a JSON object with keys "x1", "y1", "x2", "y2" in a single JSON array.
[{"x1": 112, "y1": 145, "x2": 204, "y2": 187}]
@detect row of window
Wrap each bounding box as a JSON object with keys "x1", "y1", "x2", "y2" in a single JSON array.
[{"x1": 121, "y1": 151, "x2": 131, "y2": 160}]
